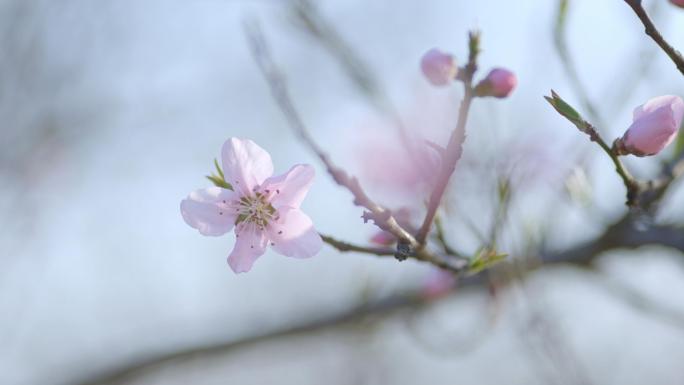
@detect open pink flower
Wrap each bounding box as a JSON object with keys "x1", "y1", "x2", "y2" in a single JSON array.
[
  {"x1": 180, "y1": 138, "x2": 323, "y2": 273},
  {"x1": 615, "y1": 95, "x2": 684, "y2": 156}
]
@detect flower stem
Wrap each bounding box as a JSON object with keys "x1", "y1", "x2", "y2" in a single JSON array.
[
  {"x1": 589, "y1": 126, "x2": 638, "y2": 197},
  {"x1": 416, "y1": 31, "x2": 480, "y2": 245},
  {"x1": 320, "y1": 234, "x2": 395, "y2": 257}
]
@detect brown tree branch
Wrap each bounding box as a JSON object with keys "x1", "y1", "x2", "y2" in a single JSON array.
[
  {"x1": 542, "y1": 214, "x2": 684, "y2": 266},
  {"x1": 624, "y1": 0, "x2": 684, "y2": 77},
  {"x1": 545, "y1": 91, "x2": 665, "y2": 208},
  {"x1": 320, "y1": 233, "x2": 396, "y2": 257},
  {"x1": 66, "y1": 292, "x2": 429, "y2": 385},
  {"x1": 66, "y1": 214, "x2": 684, "y2": 385}
]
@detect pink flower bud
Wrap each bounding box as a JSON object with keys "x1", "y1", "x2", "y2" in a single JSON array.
[
  {"x1": 475, "y1": 68, "x2": 517, "y2": 98},
  {"x1": 614, "y1": 95, "x2": 684, "y2": 157},
  {"x1": 420, "y1": 48, "x2": 457, "y2": 86},
  {"x1": 670, "y1": 0, "x2": 684, "y2": 8}
]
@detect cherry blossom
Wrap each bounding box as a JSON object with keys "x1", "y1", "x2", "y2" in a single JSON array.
[{"x1": 181, "y1": 138, "x2": 322, "y2": 273}]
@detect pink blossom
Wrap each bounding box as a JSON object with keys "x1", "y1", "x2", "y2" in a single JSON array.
[
  {"x1": 181, "y1": 138, "x2": 323, "y2": 273},
  {"x1": 475, "y1": 68, "x2": 517, "y2": 98},
  {"x1": 420, "y1": 48, "x2": 458, "y2": 86},
  {"x1": 359, "y1": 138, "x2": 441, "y2": 200},
  {"x1": 616, "y1": 95, "x2": 684, "y2": 156},
  {"x1": 422, "y1": 269, "x2": 457, "y2": 300},
  {"x1": 670, "y1": 0, "x2": 684, "y2": 8}
]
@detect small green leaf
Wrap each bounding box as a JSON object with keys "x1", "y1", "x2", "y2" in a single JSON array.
[
  {"x1": 497, "y1": 177, "x2": 511, "y2": 202},
  {"x1": 206, "y1": 175, "x2": 233, "y2": 190},
  {"x1": 544, "y1": 90, "x2": 590, "y2": 133},
  {"x1": 214, "y1": 158, "x2": 225, "y2": 180},
  {"x1": 205, "y1": 158, "x2": 233, "y2": 190},
  {"x1": 555, "y1": 0, "x2": 569, "y2": 32},
  {"x1": 548, "y1": 90, "x2": 581, "y2": 121},
  {"x1": 468, "y1": 30, "x2": 481, "y2": 60},
  {"x1": 467, "y1": 248, "x2": 507, "y2": 275}
]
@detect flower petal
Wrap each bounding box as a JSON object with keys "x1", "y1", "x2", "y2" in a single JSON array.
[
  {"x1": 228, "y1": 223, "x2": 268, "y2": 273},
  {"x1": 260, "y1": 164, "x2": 315, "y2": 209},
  {"x1": 221, "y1": 138, "x2": 274, "y2": 196},
  {"x1": 180, "y1": 187, "x2": 238, "y2": 236},
  {"x1": 626, "y1": 104, "x2": 679, "y2": 155},
  {"x1": 633, "y1": 95, "x2": 684, "y2": 127},
  {"x1": 266, "y1": 207, "x2": 322, "y2": 259}
]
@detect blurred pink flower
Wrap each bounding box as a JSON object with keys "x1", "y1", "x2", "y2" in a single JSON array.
[
  {"x1": 422, "y1": 268, "x2": 457, "y2": 299},
  {"x1": 352, "y1": 83, "x2": 457, "y2": 242},
  {"x1": 359, "y1": 138, "x2": 441, "y2": 200},
  {"x1": 475, "y1": 68, "x2": 517, "y2": 98},
  {"x1": 420, "y1": 48, "x2": 458, "y2": 86},
  {"x1": 615, "y1": 95, "x2": 684, "y2": 156},
  {"x1": 360, "y1": 137, "x2": 438, "y2": 246},
  {"x1": 181, "y1": 138, "x2": 322, "y2": 273}
]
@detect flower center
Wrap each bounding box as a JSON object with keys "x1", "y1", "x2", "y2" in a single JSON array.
[{"x1": 234, "y1": 192, "x2": 276, "y2": 230}]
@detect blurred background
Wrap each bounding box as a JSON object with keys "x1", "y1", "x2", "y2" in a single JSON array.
[{"x1": 1, "y1": 0, "x2": 684, "y2": 384}]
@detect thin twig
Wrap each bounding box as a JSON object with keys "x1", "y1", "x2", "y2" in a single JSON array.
[
  {"x1": 415, "y1": 31, "x2": 480, "y2": 245},
  {"x1": 244, "y1": 22, "x2": 418, "y2": 251},
  {"x1": 546, "y1": 90, "x2": 640, "y2": 206},
  {"x1": 290, "y1": 0, "x2": 381, "y2": 103},
  {"x1": 542, "y1": 215, "x2": 684, "y2": 266},
  {"x1": 624, "y1": 0, "x2": 684, "y2": 77},
  {"x1": 245, "y1": 22, "x2": 471, "y2": 273},
  {"x1": 289, "y1": 0, "x2": 430, "y2": 189},
  {"x1": 433, "y1": 216, "x2": 462, "y2": 257},
  {"x1": 587, "y1": 123, "x2": 638, "y2": 196},
  {"x1": 488, "y1": 177, "x2": 512, "y2": 248},
  {"x1": 320, "y1": 233, "x2": 396, "y2": 257}
]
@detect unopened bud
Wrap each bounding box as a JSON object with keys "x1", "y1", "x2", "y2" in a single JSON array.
[
  {"x1": 420, "y1": 48, "x2": 457, "y2": 86},
  {"x1": 614, "y1": 95, "x2": 684, "y2": 157},
  {"x1": 475, "y1": 68, "x2": 517, "y2": 98}
]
